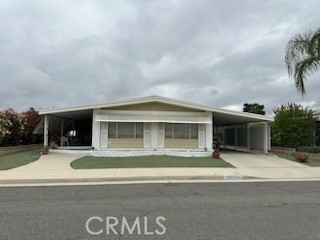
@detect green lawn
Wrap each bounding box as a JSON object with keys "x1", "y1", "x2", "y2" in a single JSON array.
[
  {"x1": 71, "y1": 155, "x2": 233, "y2": 169},
  {"x1": 0, "y1": 150, "x2": 41, "y2": 170},
  {"x1": 276, "y1": 153, "x2": 320, "y2": 167}
]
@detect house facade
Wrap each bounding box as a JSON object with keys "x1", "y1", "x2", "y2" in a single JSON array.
[{"x1": 38, "y1": 96, "x2": 273, "y2": 156}]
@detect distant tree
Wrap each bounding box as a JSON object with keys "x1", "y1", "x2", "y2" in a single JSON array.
[
  {"x1": 243, "y1": 103, "x2": 265, "y2": 115},
  {"x1": 272, "y1": 103, "x2": 316, "y2": 147},
  {"x1": 21, "y1": 108, "x2": 41, "y2": 144},
  {"x1": 285, "y1": 28, "x2": 320, "y2": 95}
]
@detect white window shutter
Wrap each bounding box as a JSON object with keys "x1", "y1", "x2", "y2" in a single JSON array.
[
  {"x1": 198, "y1": 124, "x2": 205, "y2": 148},
  {"x1": 100, "y1": 122, "x2": 108, "y2": 148},
  {"x1": 157, "y1": 123, "x2": 165, "y2": 148},
  {"x1": 143, "y1": 123, "x2": 151, "y2": 148}
]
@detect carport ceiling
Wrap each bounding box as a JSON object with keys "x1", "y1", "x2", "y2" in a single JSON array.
[
  {"x1": 50, "y1": 109, "x2": 93, "y2": 121},
  {"x1": 213, "y1": 112, "x2": 271, "y2": 125}
]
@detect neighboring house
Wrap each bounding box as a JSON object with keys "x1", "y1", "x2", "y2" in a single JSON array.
[{"x1": 37, "y1": 96, "x2": 273, "y2": 156}]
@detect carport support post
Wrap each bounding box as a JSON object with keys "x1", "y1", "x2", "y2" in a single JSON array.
[
  {"x1": 92, "y1": 109, "x2": 101, "y2": 149},
  {"x1": 234, "y1": 125, "x2": 237, "y2": 150},
  {"x1": 60, "y1": 119, "x2": 64, "y2": 138},
  {"x1": 263, "y1": 122, "x2": 268, "y2": 154},
  {"x1": 247, "y1": 124, "x2": 250, "y2": 152},
  {"x1": 44, "y1": 115, "x2": 49, "y2": 147}
]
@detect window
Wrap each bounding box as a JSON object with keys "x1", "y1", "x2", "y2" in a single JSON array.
[
  {"x1": 165, "y1": 123, "x2": 198, "y2": 139},
  {"x1": 118, "y1": 122, "x2": 135, "y2": 138},
  {"x1": 108, "y1": 122, "x2": 143, "y2": 139},
  {"x1": 174, "y1": 124, "x2": 189, "y2": 139},
  {"x1": 67, "y1": 130, "x2": 77, "y2": 137}
]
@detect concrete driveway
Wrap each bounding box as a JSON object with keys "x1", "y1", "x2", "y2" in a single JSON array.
[
  {"x1": 220, "y1": 151, "x2": 305, "y2": 168},
  {"x1": 220, "y1": 150, "x2": 320, "y2": 179}
]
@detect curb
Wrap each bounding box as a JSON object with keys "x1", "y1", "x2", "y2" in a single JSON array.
[{"x1": 0, "y1": 175, "x2": 255, "y2": 185}]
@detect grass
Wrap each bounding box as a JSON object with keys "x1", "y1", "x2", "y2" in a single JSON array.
[
  {"x1": 0, "y1": 150, "x2": 41, "y2": 170},
  {"x1": 275, "y1": 153, "x2": 320, "y2": 167},
  {"x1": 71, "y1": 155, "x2": 234, "y2": 169}
]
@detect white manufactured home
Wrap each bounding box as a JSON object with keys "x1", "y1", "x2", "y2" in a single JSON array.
[{"x1": 38, "y1": 96, "x2": 273, "y2": 156}]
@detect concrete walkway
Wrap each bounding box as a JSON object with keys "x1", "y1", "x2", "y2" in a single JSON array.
[{"x1": 0, "y1": 152, "x2": 320, "y2": 184}]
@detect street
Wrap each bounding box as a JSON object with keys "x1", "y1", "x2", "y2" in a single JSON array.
[{"x1": 1, "y1": 181, "x2": 320, "y2": 239}]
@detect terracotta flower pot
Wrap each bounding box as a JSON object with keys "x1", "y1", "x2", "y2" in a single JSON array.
[{"x1": 212, "y1": 152, "x2": 220, "y2": 158}]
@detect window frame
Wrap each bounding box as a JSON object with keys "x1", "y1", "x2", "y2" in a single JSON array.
[
  {"x1": 108, "y1": 122, "x2": 143, "y2": 139},
  {"x1": 165, "y1": 123, "x2": 198, "y2": 140}
]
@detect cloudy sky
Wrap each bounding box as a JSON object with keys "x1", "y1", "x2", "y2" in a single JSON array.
[{"x1": 0, "y1": 0, "x2": 319, "y2": 115}]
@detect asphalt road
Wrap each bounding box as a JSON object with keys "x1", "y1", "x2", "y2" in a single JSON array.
[{"x1": 1, "y1": 181, "x2": 320, "y2": 240}]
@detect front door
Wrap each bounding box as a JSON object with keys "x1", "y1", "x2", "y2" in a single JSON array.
[{"x1": 144, "y1": 123, "x2": 165, "y2": 149}]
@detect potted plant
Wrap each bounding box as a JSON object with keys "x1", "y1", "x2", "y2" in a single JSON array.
[
  {"x1": 212, "y1": 151, "x2": 220, "y2": 158},
  {"x1": 40, "y1": 146, "x2": 49, "y2": 155},
  {"x1": 294, "y1": 152, "x2": 309, "y2": 162},
  {"x1": 50, "y1": 134, "x2": 60, "y2": 149}
]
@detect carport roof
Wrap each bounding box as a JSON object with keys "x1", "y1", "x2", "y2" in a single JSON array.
[{"x1": 39, "y1": 96, "x2": 273, "y2": 125}]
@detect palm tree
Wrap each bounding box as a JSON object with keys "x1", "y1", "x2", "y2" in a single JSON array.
[{"x1": 285, "y1": 28, "x2": 320, "y2": 95}]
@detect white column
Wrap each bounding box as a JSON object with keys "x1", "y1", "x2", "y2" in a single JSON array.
[
  {"x1": 247, "y1": 123, "x2": 251, "y2": 152},
  {"x1": 234, "y1": 125, "x2": 237, "y2": 150},
  {"x1": 223, "y1": 126, "x2": 226, "y2": 148},
  {"x1": 44, "y1": 115, "x2": 49, "y2": 147},
  {"x1": 205, "y1": 112, "x2": 213, "y2": 151},
  {"x1": 205, "y1": 123, "x2": 213, "y2": 151},
  {"x1": 263, "y1": 122, "x2": 268, "y2": 154},
  {"x1": 92, "y1": 109, "x2": 101, "y2": 149}
]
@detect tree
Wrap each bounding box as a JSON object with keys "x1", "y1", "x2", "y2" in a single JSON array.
[
  {"x1": 272, "y1": 103, "x2": 315, "y2": 147},
  {"x1": 243, "y1": 103, "x2": 265, "y2": 115},
  {"x1": 285, "y1": 28, "x2": 320, "y2": 95},
  {"x1": 0, "y1": 109, "x2": 25, "y2": 146},
  {"x1": 21, "y1": 107, "x2": 41, "y2": 144}
]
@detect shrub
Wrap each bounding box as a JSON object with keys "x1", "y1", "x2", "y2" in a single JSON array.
[
  {"x1": 0, "y1": 109, "x2": 25, "y2": 146},
  {"x1": 294, "y1": 153, "x2": 309, "y2": 162},
  {"x1": 296, "y1": 146, "x2": 320, "y2": 154}
]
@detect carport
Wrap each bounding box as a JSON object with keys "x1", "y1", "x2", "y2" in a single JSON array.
[
  {"x1": 213, "y1": 110, "x2": 272, "y2": 154},
  {"x1": 36, "y1": 109, "x2": 93, "y2": 149}
]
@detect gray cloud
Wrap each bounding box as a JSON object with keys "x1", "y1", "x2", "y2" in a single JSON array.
[{"x1": 0, "y1": 0, "x2": 319, "y2": 116}]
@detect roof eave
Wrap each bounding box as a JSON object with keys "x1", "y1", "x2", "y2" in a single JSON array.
[{"x1": 39, "y1": 96, "x2": 273, "y2": 122}]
